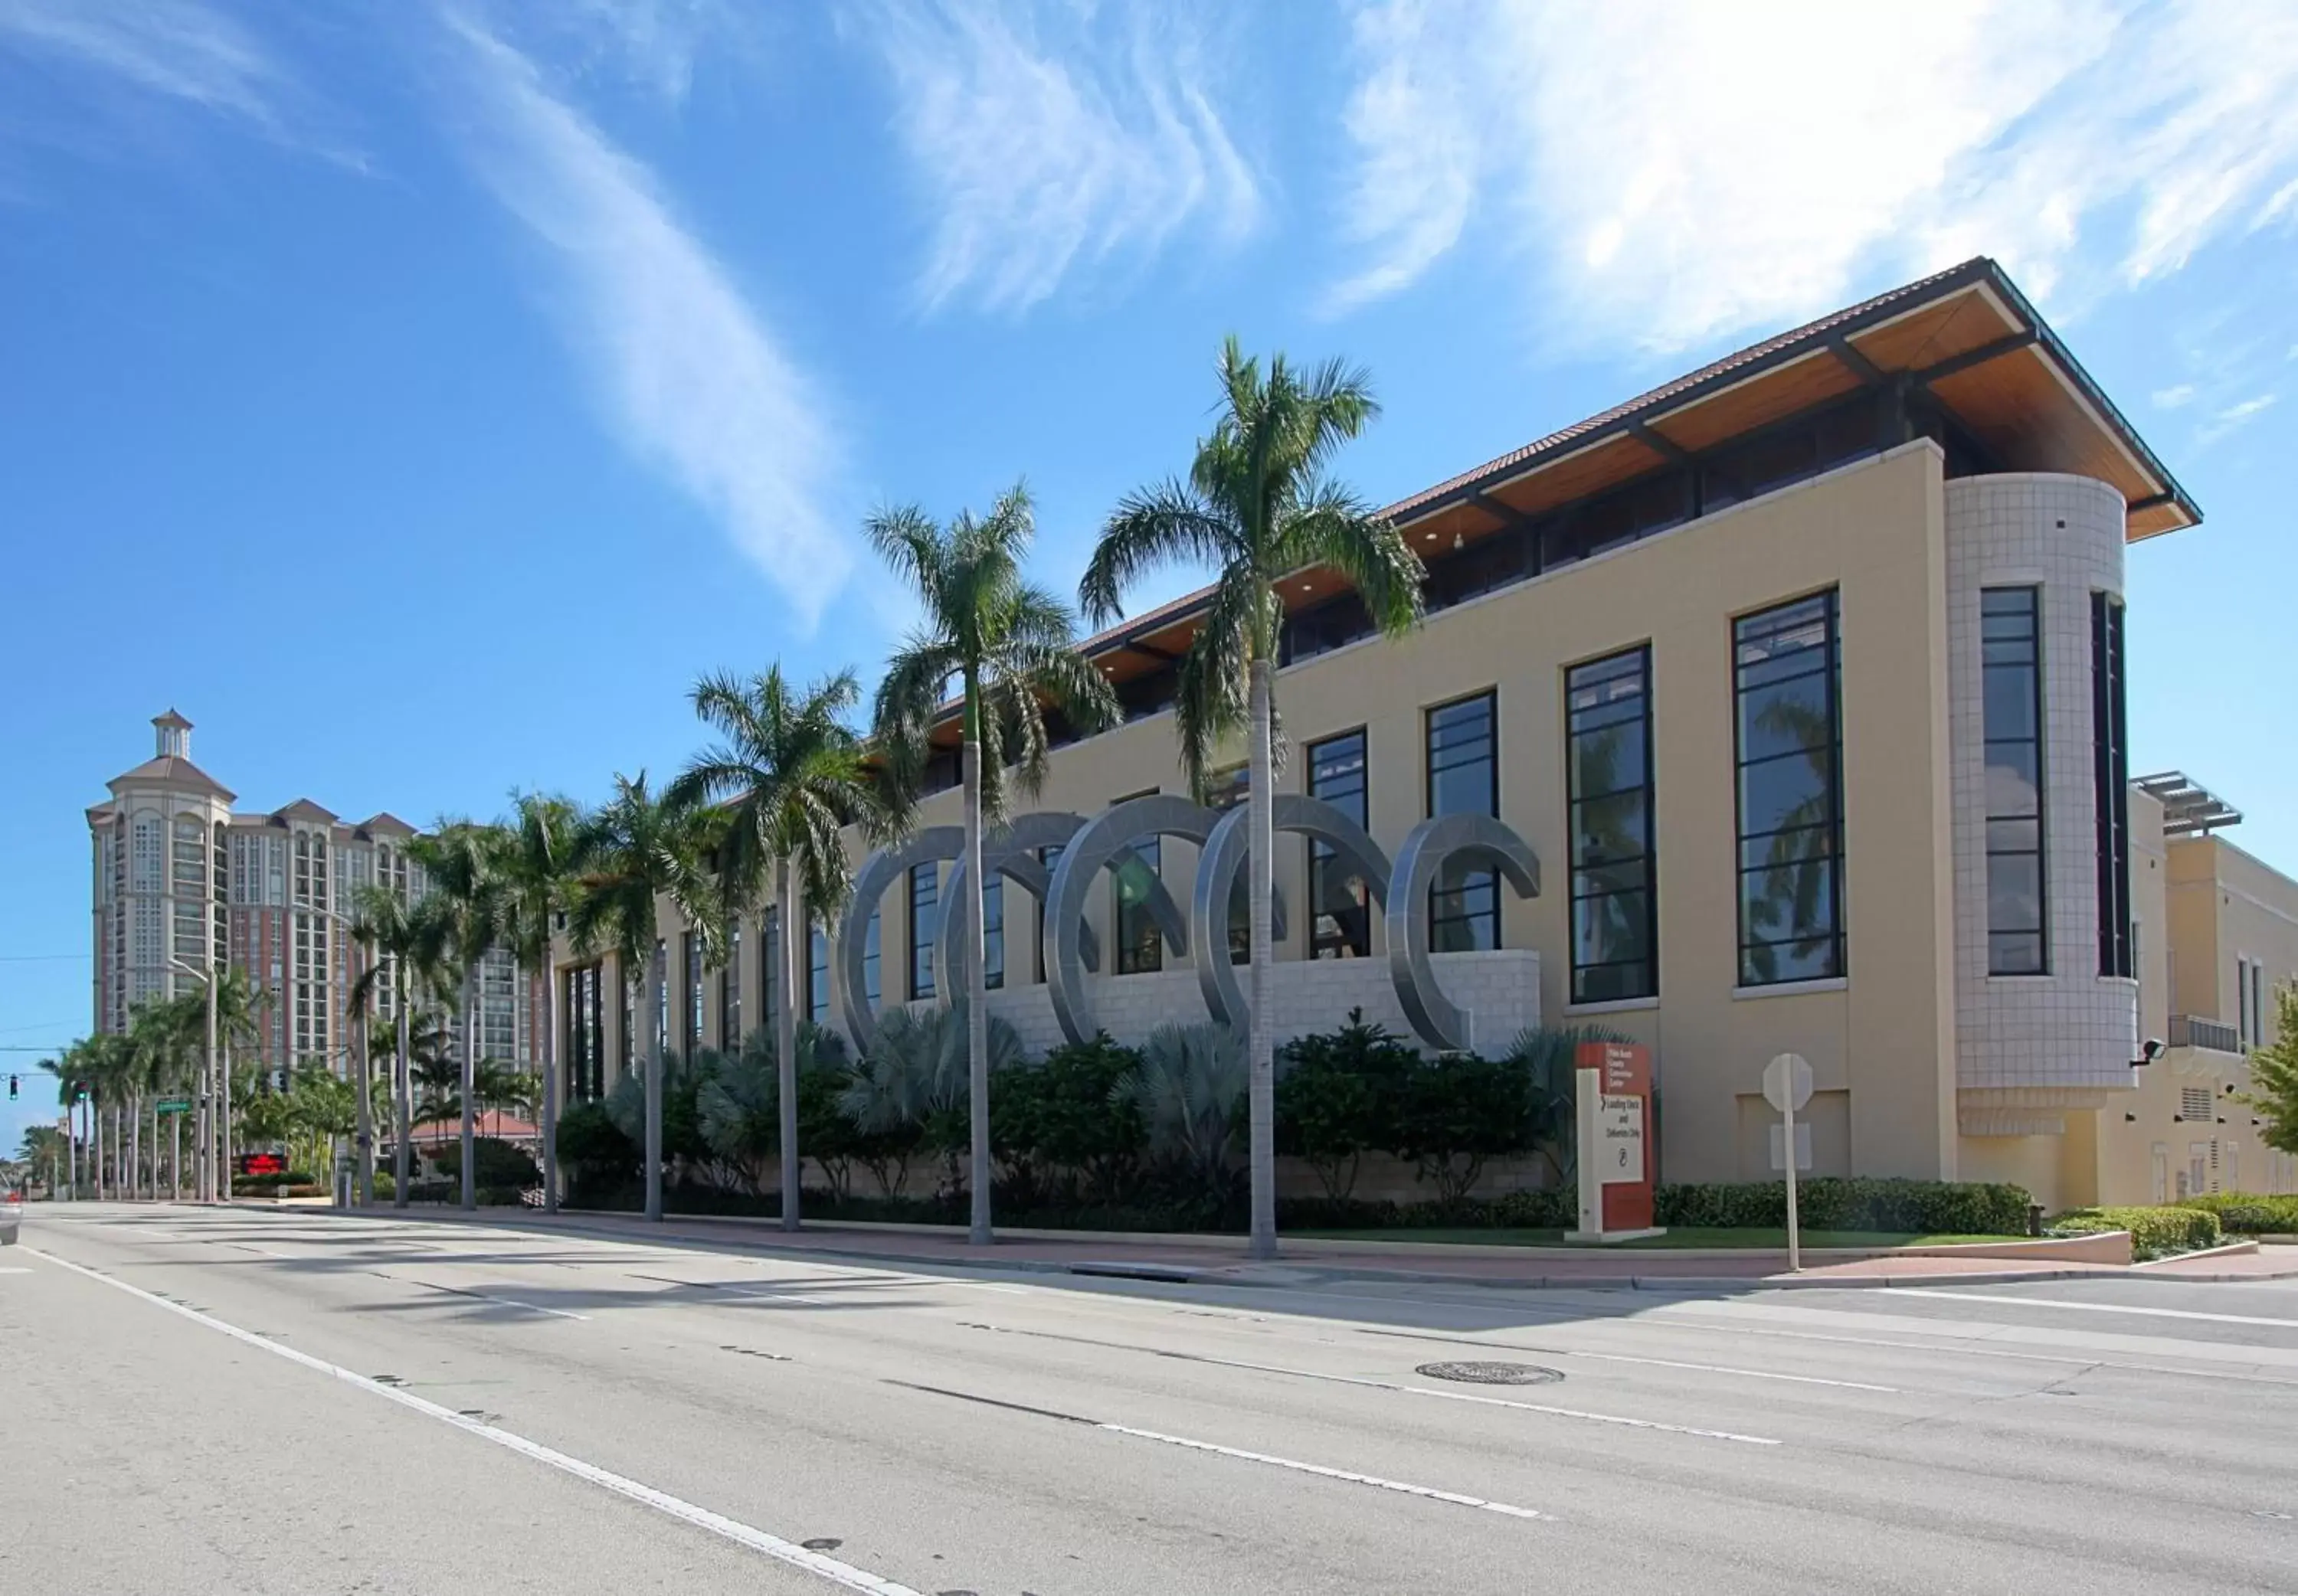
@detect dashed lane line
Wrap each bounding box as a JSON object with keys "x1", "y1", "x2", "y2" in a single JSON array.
[{"x1": 885, "y1": 1380, "x2": 1548, "y2": 1520}]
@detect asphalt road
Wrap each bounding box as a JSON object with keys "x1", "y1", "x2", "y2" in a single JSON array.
[{"x1": 6, "y1": 1205, "x2": 2295, "y2": 1594}]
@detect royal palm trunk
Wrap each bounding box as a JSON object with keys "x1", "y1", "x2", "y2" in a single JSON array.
[
  {"x1": 461, "y1": 976, "x2": 478, "y2": 1213},
  {"x1": 1247, "y1": 657, "x2": 1278, "y2": 1260},
  {"x1": 541, "y1": 953, "x2": 560, "y2": 1215},
  {"x1": 777, "y1": 856, "x2": 800, "y2": 1232},
  {"x1": 964, "y1": 730, "x2": 991, "y2": 1246},
  {"x1": 355, "y1": 1011, "x2": 375, "y2": 1206},
  {"x1": 394, "y1": 1001, "x2": 411, "y2": 1209},
  {"x1": 644, "y1": 945, "x2": 665, "y2": 1223}
]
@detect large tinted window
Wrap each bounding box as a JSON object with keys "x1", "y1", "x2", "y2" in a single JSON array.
[
  {"x1": 2093, "y1": 594, "x2": 2131, "y2": 977},
  {"x1": 757, "y1": 908, "x2": 779, "y2": 1040},
  {"x1": 1308, "y1": 728, "x2": 1370, "y2": 959},
  {"x1": 1982, "y1": 589, "x2": 2046, "y2": 974},
  {"x1": 1034, "y1": 844, "x2": 1062, "y2": 983},
  {"x1": 1115, "y1": 836, "x2": 1162, "y2": 974},
  {"x1": 1733, "y1": 592, "x2": 1845, "y2": 985},
  {"x1": 981, "y1": 872, "x2": 1003, "y2": 992},
  {"x1": 1426, "y1": 692, "x2": 1499, "y2": 950},
  {"x1": 1208, "y1": 764, "x2": 1250, "y2": 962},
  {"x1": 908, "y1": 862, "x2": 938, "y2": 999},
  {"x1": 1567, "y1": 647, "x2": 1655, "y2": 1001},
  {"x1": 722, "y1": 924, "x2": 741, "y2": 1048},
  {"x1": 683, "y1": 930, "x2": 703, "y2": 1054},
  {"x1": 807, "y1": 924, "x2": 830, "y2": 1025}
]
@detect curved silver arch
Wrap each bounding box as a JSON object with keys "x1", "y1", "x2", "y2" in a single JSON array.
[
  {"x1": 838, "y1": 826, "x2": 964, "y2": 1050},
  {"x1": 1191, "y1": 794, "x2": 1390, "y2": 1034},
  {"x1": 1043, "y1": 793, "x2": 1217, "y2": 1046},
  {"x1": 930, "y1": 810, "x2": 1177, "y2": 1007},
  {"x1": 1384, "y1": 813, "x2": 1542, "y2": 1052}
]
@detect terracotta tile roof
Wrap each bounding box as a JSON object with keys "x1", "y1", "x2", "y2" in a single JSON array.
[{"x1": 106, "y1": 754, "x2": 236, "y2": 802}]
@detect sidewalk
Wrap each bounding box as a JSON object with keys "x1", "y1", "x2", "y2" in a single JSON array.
[{"x1": 332, "y1": 1204, "x2": 2298, "y2": 1290}]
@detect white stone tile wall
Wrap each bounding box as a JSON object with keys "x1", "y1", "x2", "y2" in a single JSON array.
[{"x1": 1944, "y1": 474, "x2": 2137, "y2": 1100}]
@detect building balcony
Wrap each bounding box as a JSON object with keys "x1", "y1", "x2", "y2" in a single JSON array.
[{"x1": 2169, "y1": 1014, "x2": 2242, "y2": 1055}]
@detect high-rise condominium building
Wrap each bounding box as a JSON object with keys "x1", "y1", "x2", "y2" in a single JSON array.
[{"x1": 87, "y1": 712, "x2": 545, "y2": 1078}]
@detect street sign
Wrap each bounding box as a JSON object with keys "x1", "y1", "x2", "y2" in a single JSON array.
[
  {"x1": 155, "y1": 1097, "x2": 192, "y2": 1115},
  {"x1": 1762, "y1": 1052, "x2": 1813, "y2": 1114},
  {"x1": 1760, "y1": 1053, "x2": 1813, "y2": 1272}
]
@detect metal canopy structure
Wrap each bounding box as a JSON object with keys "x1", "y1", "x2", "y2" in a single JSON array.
[{"x1": 2135, "y1": 770, "x2": 2244, "y2": 836}]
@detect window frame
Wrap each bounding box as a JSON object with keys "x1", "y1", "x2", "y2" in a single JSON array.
[
  {"x1": 1731, "y1": 589, "x2": 1846, "y2": 987},
  {"x1": 1981, "y1": 587, "x2": 2048, "y2": 976},
  {"x1": 1565, "y1": 645, "x2": 1657, "y2": 1002},
  {"x1": 908, "y1": 862, "x2": 938, "y2": 1000},
  {"x1": 1305, "y1": 726, "x2": 1372, "y2": 960},
  {"x1": 1423, "y1": 688, "x2": 1501, "y2": 952}
]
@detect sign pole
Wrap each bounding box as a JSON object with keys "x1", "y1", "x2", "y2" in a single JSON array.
[{"x1": 1782, "y1": 1092, "x2": 1801, "y2": 1273}]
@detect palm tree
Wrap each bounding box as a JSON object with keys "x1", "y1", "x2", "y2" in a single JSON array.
[
  {"x1": 667, "y1": 664, "x2": 893, "y2": 1232},
  {"x1": 205, "y1": 966, "x2": 266, "y2": 1198},
  {"x1": 869, "y1": 484, "x2": 1119, "y2": 1244},
  {"x1": 1080, "y1": 341, "x2": 1424, "y2": 1259},
  {"x1": 568, "y1": 772, "x2": 723, "y2": 1223},
  {"x1": 413, "y1": 822, "x2": 503, "y2": 1211},
  {"x1": 350, "y1": 883, "x2": 456, "y2": 1209},
  {"x1": 484, "y1": 793, "x2": 582, "y2": 1213}
]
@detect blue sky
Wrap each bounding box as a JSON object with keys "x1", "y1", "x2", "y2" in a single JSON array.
[{"x1": 4, "y1": 0, "x2": 2295, "y2": 1151}]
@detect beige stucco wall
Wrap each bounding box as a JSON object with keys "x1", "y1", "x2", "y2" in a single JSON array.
[
  {"x1": 552, "y1": 440, "x2": 2298, "y2": 1212},
  {"x1": 703, "y1": 440, "x2": 1962, "y2": 1189}
]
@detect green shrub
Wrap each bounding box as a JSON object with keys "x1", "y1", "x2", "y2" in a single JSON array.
[
  {"x1": 1275, "y1": 1012, "x2": 1414, "y2": 1199},
  {"x1": 2169, "y1": 1192, "x2": 2298, "y2": 1235},
  {"x1": 479, "y1": 1137, "x2": 539, "y2": 1188},
  {"x1": 1657, "y1": 1178, "x2": 2031, "y2": 1236},
  {"x1": 2054, "y1": 1205, "x2": 2222, "y2": 1259},
  {"x1": 994, "y1": 1035, "x2": 1147, "y2": 1207},
  {"x1": 555, "y1": 1099, "x2": 637, "y2": 1183}
]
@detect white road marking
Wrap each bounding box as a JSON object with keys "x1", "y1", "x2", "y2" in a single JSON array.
[
  {"x1": 1888, "y1": 1287, "x2": 2298, "y2": 1329},
  {"x1": 962, "y1": 1321, "x2": 1780, "y2": 1446},
  {"x1": 1095, "y1": 1422, "x2": 1547, "y2": 1519},
  {"x1": 0, "y1": 1265, "x2": 32, "y2": 1275},
  {"x1": 28, "y1": 1247, "x2": 925, "y2": 1595},
  {"x1": 229, "y1": 1243, "x2": 293, "y2": 1258},
  {"x1": 410, "y1": 1281, "x2": 591, "y2": 1321}
]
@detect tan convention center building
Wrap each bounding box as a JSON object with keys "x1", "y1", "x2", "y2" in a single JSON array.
[{"x1": 552, "y1": 258, "x2": 2297, "y2": 1214}]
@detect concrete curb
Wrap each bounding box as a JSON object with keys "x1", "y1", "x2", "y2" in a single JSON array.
[{"x1": 289, "y1": 1205, "x2": 2298, "y2": 1290}]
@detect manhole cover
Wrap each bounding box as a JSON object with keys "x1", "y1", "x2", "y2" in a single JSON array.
[{"x1": 1415, "y1": 1361, "x2": 1564, "y2": 1386}]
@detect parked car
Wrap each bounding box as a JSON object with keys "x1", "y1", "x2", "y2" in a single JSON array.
[{"x1": 1, "y1": 1183, "x2": 21, "y2": 1245}]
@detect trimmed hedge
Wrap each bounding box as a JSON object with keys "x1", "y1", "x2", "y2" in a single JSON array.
[
  {"x1": 1657, "y1": 1178, "x2": 2031, "y2": 1237},
  {"x1": 2171, "y1": 1192, "x2": 2298, "y2": 1235},
  {"x1": 2054, "y1": 1205, "x2": 2222, "y2": 1260}
]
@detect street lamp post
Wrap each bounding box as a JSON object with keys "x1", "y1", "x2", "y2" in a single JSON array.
[{"x1": 167, "y1": 957, "x2": 218, "y2": 1203}]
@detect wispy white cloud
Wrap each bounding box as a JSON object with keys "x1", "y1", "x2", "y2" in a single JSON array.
[
  {"x1": 2195, "y1": 391, "x2": 2277, "y2": 446},
  {"x1": 2152, "y1": 384, "x2": 2196, "y2": 410},
  {"x1": 854, "y1": 0, "x2": 1260, "y2": 315},
  {"x1": 476, "y1": 0, "x2": 764, "y2": 105},
  {"x1": 445, "y1": 15, "x2": 849, "y2": 621},
  {"x1": 1329, "y1": 0, "x2": 2298, "y2": 352},
  {"x1": 0, "y1": 0, "x2": 286, "y2": 123}
]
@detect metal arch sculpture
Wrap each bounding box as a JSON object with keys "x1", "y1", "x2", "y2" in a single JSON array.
[
  {"x1": 1190, "y1": 794, "x2": 1391, "y2": 1036},
  {"x1": 1043, "y1": 793, "x2": 1223, "y2": 1047},
  {"x1": 837, "y1": 825, "x2": 964, "y2": 1051},
  {"x1": 930, "y1": 809, "x2": 1177, "y2": 1007},
  {"x1": 1384, "y1": 813, "x2": 1542, "y2": 1052}
]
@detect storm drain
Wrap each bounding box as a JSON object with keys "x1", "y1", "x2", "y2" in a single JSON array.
[{"x1": 1414, "y1": 1361, "x2": 1564, "y2": 1386}]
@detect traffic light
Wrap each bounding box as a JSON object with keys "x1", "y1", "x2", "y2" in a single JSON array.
[{"x1": 6, "y1": 1074, "x2": 16, "y2": 1101}]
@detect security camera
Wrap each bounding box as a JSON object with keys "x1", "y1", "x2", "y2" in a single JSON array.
[{"x1": 2134, "y1": 1038, "x2": 2165, "y2": 1066}]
